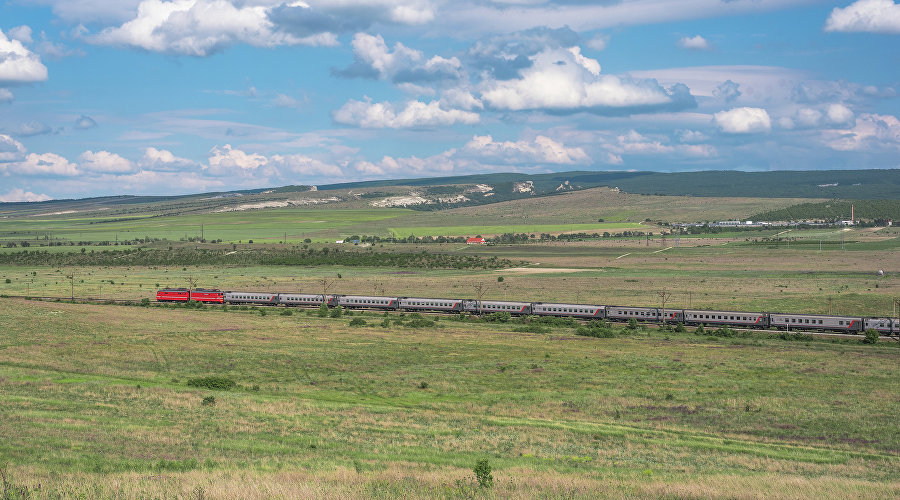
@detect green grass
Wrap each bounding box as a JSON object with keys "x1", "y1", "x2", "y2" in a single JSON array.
[
  {"x1": 0, "y1": 298, "x2": 897, "y2": 498},
  {"x1": 388, "y1": 222, "x2": 641, "y2": 238}
]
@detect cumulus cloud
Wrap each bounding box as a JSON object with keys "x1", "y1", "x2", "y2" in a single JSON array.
[
  {"x1": 467, "y1": 26, "x2": 581, "y2": 80},
  {"x1": 0, "y1": 28, "x2": 49, "y2": 85},
  {"x1": 78, "y1": 150, "x2": 134, "y2": 173},
  {"x1": 0, "y1": 188, "x2": 52, "y2": 203},
  {"x1": 713, "y1": 80, "x2": 741, "y2": 103},
  {"x1": 0, "y1": 134, "x2": 27, "y2": 162},
  {"x1": 826, "y1": 113, "x2": 900, "y2": 151},
  {"x1": 479, "y1": 48, "x2": 695, "y2": 114},
  {"x1": 0, "y1": 89, "x2": 12, "y2": 103},
  {"x1": 826, "y1": 103, "x2": 855, "y2": 125},
  {"x1": 714, "y1": 107, "x2": 772, "y2": 134},
  {"x1": 825, "y1": 0, "x2": 900, "y2": 34},
  {"x1": 462, "y1": 134, "x2": 589, "y2": 164},
  {"x1": 139, "y1": 147, "x2": 198, "y2": 171},
  {"x1": 75, "y1": 115, "x2": 98, "y2": 129},
  {"x1": 206, "y1": 144, "x2": 268, "y2": 175},
  {"x1": 610, "y1": 130, "x2": 716, "y2": 158},
  {"x1": 333, "y1": 98, "x2": 480, "y2": 128},
  {"x1": 678, "y1": 35, "x2": 711, "y2": 50},
  {"x1": 268, "y1": 154, "x2": 344, "y2": 177},
  {"x1": 5, "y1": 152, "x2": 78, "y2": 176},
  {"x1": 270, "y1": 0, "x2": 434, "y2": 38},
  {"x1": 354, "y1": 150, "x2": 458, "y2": 176},
  {"x1": 7, "y1": 26, "x2": 33, "y2": 45},
  {"x1": 91, "y1": 0, "x2": 338, "y2": 57},
  {"x1": 334, "y1": 32, "x2": 463, "y2": 85}
]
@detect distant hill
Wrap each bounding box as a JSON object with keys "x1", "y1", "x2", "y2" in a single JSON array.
[{"x1": 319, "y1": 169, "x2": 900, "y2": 200}]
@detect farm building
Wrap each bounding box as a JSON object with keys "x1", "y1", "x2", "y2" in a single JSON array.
[{"x1": 466, "y1": 237, "x2": 486, "y2": 245}]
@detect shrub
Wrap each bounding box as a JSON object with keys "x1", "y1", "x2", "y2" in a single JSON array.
[
  {"x1": 695, "y1": 324, "x2": 705, "y2": 335},
  {"x1": 201, "y1": 396, "x2": 216, "y2": 406},
  {"x1": 512, "y1": 324, "x2": 550, "y2": 333},
  {"x1": 473, "y1": 459, "x2": 493, "y2": 488},
  {"x1": 280, "y1": 309, "x2": 293, "y2": 316},
  {"x1": 418, "y1": 381, "x2": 429, "y2": 389},
  {"x1": 330, "y1": 306, "x2": 343, "y2": 318},
  {"x1": 259, "y1": 308, "x2": 267, "y2": 316},
  {"x1": 484, "y1": 311, "x2": 511, "y2": 323},
  {"x1": 317, "y1": 304, "x2": 329, "y2": 317},
  {"x1": 349, "y1": 317, "x2": 367, "y2": 327},
  {"x1": 627, "y1": 318, "x2": 639, "y2": 330},
  {"x1": 187, "y1": 376, "x2": 236, "y2": 390},
  {"x1": 380, "y1": 318, "x2": 391, "y2": 328},
  {"x1": 863, "y1": 328, "x2": 879, "y2": 344},
  {"x1": 140, "y1": 298, "x2": 150, "y2": 307},
  {"x1": 674, "y1": 322, "x2": 686, "y2": 332},
  {"x1": 576, "y1": 321, "x2": 616, "y2": 338},
  {"x1": 404, "y1": 318, "x2": 435, "y2": 328},
  {"x1": 4, "y1": 278, "x2": 10, "y2": 284}
]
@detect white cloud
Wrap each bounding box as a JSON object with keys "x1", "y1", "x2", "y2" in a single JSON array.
[
  {"x1": 91, "y1": 0, "x2": 337, "y2": 57},
  {"x1": 7, "y1": 26, "x2": 33, "y2": 45},
  {"x1": 5, "y1": 153, "x2": 79, "y2": 176},
  {"x1": 0, "y1": 134, "x2": 27, "y2": 162},
  {"x1": 0, "y1": 89, "x2": 12, "y2": 103},
  {"x1": 139, "y1": 147, "x2": 198, "y2": 171},
  {"x1": 713, "y1": 107, "x2": 771, "y2": 134},
  {"x1": 207, "y1": 144, "x2": 268, "y2": 175},
  {"x1": 333, "y1": 98, "x2": 479, "y2": 128},
  {"x1": 78, "y1": 150, "x2": 134, "y2": 173},
  {"x1": 75, "y1": 115, "x2": 98, "y2": 129},
  {"x1": 0, "y1": 188, "x2": 52, "y2": 203},
  {"x1": 826, "y1": 103, "x2": 855, "y2": 125},
  {"x1": 0, "y1": 28, "x2": 49, "y2": 85},
  {"x1": 586, "y1": 34, "x2": 609, "y2": 51},
  {"x1": 678, "y1": 35, "x2": 711, "y2": 50},
  {"x1": 825, "y1": 0, "x2": 900, "y2": 34},
  {"x1": 354, "y1": 150, "x2": 458, "y2": 176},
  {"x1": 479, "y1": 48, "x2": 693, "y2": 113},
  {"x1": 610, "y1": 130, "x2": 716, "y2": 157},
  {"x1": 349, "y1": 32, "x2": 423, "y2": 77},
  {"x1": 826, "y1": 113, "x2": 900, "y2": 151},
  {"x1": 463, "y1": 134, "x2": 589, "y2": 164}
]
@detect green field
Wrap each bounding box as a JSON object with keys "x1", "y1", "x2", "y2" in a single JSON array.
[
  {"x1": 388, "y1": 222, "x2": 640, "y2": 238},
  {"x1": 0, "y1": 298, "x2": 897, "y2": 498}
]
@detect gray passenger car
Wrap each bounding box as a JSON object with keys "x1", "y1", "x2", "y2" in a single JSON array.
[
  {"x1": 606, "y1": 306, "x2": 683, "y2": 323},
  {"x1": 532, "y1": 303, "x2": 604, "y2": 319},
  {"x1": 338, "y1": 295, "x2": 399, "y2": 309},
  {"x1": 769, "y1": 313, "x2": 863, "y2": 332},
  {"x1": 224, "y1": 291, "x2": 279, "y2": 305},
  {"x1": 400, "y1": 297, "x2": 464, "y2": 312},
  {"x1": 278, "y1": 293, "x2": 336, "y2": 306},
  {"x1": 464, "y1": 300, "x2": 532, "y2": 315},
  {"x1": 684, "y1": 309, "x2": 768, "y2": 328},
  {"x1": 864, "y1": 318, "x2": 898, "y2": 335}
]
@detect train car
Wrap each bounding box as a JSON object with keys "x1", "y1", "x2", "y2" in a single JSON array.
[
  {"x1": 464, "y1": 300, "x2": 532, "y2": 315},
  {"x1": 224, "y1": 291, "x2": 279, "y2": 305},
  {"x1": 864, "y1": 318, "x2": 898, "y2": 335},
  {"x1": 769, "y1": 313, "x2": 863, "y2": 332},
  {"x1": 400, "y1": 297, "x2": 464, "y2": 312},
  {"x1": 684, "y1": 309, "x2": 767, "y2": 328},
  {"x1": 189, "y1": 288, "x2": 224, "y2": 303},
  {"x1": 606, "y1": 306, "x2": 683, "y2": 323},
  {"x1": 338, "y1": 295, "x2": 399, "y2": 310},
  {"x1": 278, "y1": 293, "x2": 337, "y2": 307},
  {"x1": 156, "y1": 288, "x2": 190, "y2": 302},
  {"x1": 532, "y1": 303, "x2": 604, "y2": 319}
]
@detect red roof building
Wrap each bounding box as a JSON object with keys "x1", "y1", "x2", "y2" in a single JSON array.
[{"x1": 466, "y1": 237, "x2": 486, "y2": 244}]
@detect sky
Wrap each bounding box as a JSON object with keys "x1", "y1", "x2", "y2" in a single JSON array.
[{"x1": 0, "y1": 0, "x2": 899, "y2": 201}]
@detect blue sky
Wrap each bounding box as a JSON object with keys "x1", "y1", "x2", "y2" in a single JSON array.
[{"x1": 0, "y1": 0, "x2": 899, "y2": 201}]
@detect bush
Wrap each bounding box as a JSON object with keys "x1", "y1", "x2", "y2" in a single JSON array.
[
  {"x1": 4, "y1": 278, "x2": 10, "y2": 284},
  {"x1": 404, "y1": 318, "x2": 435, "y2": 328},
  {"x1": 473, "y1": 459, "x2": 493, "y2": 488},
  {"x1": 259, "y1": 308, "x2": 267, "y2": 316},
  {"x1": 317, "y1": 304, "x2": 329, "y2": 317},
  {"x1": 380, "y1": 318, "x2": 391, "y2": 328},
  {"x1": 330, "y1": 306, "x2": 343, "y2": 318},
  {"x1": 349, "y1": 317, "x2": 367, "y2": 327},
  {"x1": 140, "y1": 298, "x2": 150, "y2": 307},
  {"x1": 863, "y1": 328, "x2": 879, "y2": 344},
  {"x1": 576, "y1": 321, "x2": 616, "y2": 338},
  {"x1": 674, "y1": 322, "x2": 686, "y2": 332},
  {"x1": 187, "y1": 376, "x2": 236, "y2": 390},
  {"x1": 280, "y1": 309, "x2": 293, "y2": 316},
  {"x1": 201, "y1": 396, "x2": 216, "y2": 406},
  {"x1": 627, "y1": 318, "x2": 639, "y2": 330},
  {"x1": 484, "y1": 311, "x2": 511, "y2": 323},
  {"x1": 695, "y1": 324, "x2": 705, "y2": 335}
]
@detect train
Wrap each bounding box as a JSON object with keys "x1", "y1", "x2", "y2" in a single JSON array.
[{"x1": 155, "y1": 287, "x2": 899, "y2": 336}]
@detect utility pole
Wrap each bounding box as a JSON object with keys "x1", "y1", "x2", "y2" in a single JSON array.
[
  {"x1": 828, "y1": 297, "x2": 833, "y2": 315},
  {"x1": 187, "y1": 275, "x2": 198, "y2": 302},
  {"x1": 474, "y1": 282, "x2": 486, "y2": 316},
  {"x1": 688, "y1": 291, "x2": 692, "y2": 309},
  {"x1": 201, "y1": 224, "x2": 204, "y2": 242},
  {"x1": 657, "y1": 288, "x2": 671, "y2": 327},
  {"x1": 320, "y1": 278, "x2": 334, "y2": 305}
]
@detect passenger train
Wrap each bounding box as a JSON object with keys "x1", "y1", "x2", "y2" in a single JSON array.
[{"x1": 155, "y1": 288, "x2": 898, "y2": 335}]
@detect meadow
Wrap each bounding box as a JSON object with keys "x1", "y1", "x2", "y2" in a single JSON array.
[{"x1": 0, "y1": 298, "x2": 897, "y2": 498}]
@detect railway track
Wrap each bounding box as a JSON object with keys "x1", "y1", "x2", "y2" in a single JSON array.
[{"x1": 4, "y1": 294, "x2": 897, "y2": 342}]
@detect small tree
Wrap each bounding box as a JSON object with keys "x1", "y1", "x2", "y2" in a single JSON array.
[
  {"x1": 473, "y1": 459, "x2": 493, "y2": 488},
  {"x1": 627, "y1": 318, "x2": 639, "y2": 330},
  {"x1": 317, "y1": 304, "x2": 329, "y2": 317},
  {"x1": 330, "y1": 306, "x2": 343, "y2": 318},
  {"x1": 863, "y1": 328, "x2": 879, "y2": 344}
]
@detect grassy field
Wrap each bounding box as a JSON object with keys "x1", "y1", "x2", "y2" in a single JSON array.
[
  {"x1": 388, "y1": 222, "x2": 640, "y2": 238},
  {"x1": 0, "y1": 298, "x2": 897, "y2": 498}
]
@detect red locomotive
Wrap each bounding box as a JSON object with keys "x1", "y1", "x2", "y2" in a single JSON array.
[{"x1": 155, "y1": 288, "x2": 224, "y2": 303}]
